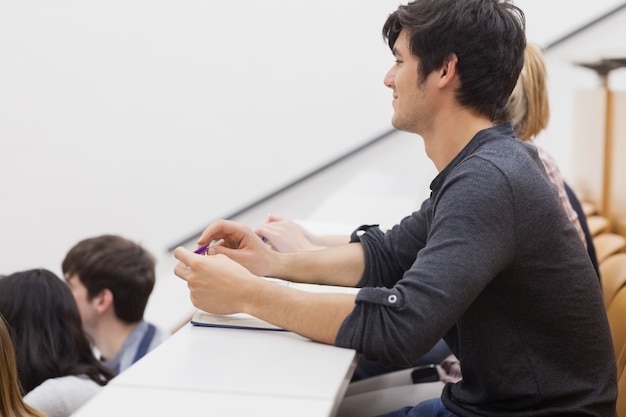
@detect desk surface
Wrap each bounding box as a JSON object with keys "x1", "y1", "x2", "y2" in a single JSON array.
[
  {"x1": 71, "y1": 385, "x2": 337, "y2": 417},
  {"x1": 72, "y1": 323, "x2": 358, "y2": 417}
]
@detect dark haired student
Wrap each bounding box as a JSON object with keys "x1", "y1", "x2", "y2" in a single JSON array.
[
  {"x1": 62, "y1": 234, "x2": 170, "y2": 374},
  {"x1": 172, "y1": 1, "x2": 617, "y2": 416}
]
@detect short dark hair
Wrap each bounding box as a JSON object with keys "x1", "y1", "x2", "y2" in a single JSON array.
[
  {"x1": 62, "y1": 234, "x2": 156, "y2": 323},
  {"x1": 0, "y1": 269, "x2": 115, "y2": 393},
  {"x1": 382, "y1": 0, "x2": 526, "y2": 122}
]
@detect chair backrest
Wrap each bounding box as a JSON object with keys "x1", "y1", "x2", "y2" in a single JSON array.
[
  {"x1": 601, "y1": 254, "x2": 626, "y2": 308},
  {"x1": 581, "y1": 201, "x2": 598, "y2": 217},
  {"x1": 594, "y1": 233, "x2": 626, "y2": 265},
  {"x1": 607, "y1": 286, "x2": 626, "y2": 362},
  {"x1": 608, "y1": 285, "x2": 626, "y2": 416},
  {"x1": 618, "y1": 342, "x2": 626, "y2": 417},
  {"x1": 587, "y1": 215, "x2": 609, "y2": 237}
]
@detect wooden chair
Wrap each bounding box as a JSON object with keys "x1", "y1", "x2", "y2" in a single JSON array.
[
  {"x1": 594, "y1": 233, "x2": 626, "y2": 264},
  {"x1": 607, "y1": 286, "x2": 626, "y2": 362},
  {"x1": 611, "y1": 286, "x2": 626, "y2": 416},
  {"x1": 587, "y1": 215, "x2": 609, "y2": 236},
  {"x1": 581, "y1": 201, "x2": 598, "y2": 217},
  {"x1": 618, "y1": 342, "x2": 626, "y2": 417},
  {"x1": 601, "y1": 254, "x2": 626, "y2": 308}
]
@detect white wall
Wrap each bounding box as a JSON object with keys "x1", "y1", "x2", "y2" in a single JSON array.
[
  {"x1": 1, "y1": 0, "x2": 624, "y2": 280},
  {"x1": 0, "y1": 0, "x2": 399, "y2": 276}
]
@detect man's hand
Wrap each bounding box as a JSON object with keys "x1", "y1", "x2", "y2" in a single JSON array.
[
  {"x1": 195, "y1": 219, "x2": 277, "y2": 278},
  {"x1": 173, "y1": 247, "x2": 259, "y2": 315}
]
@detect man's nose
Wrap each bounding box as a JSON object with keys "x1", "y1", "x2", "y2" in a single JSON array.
[{"x1": 384, "y1": 66, "x2": 395, "y2": 89}]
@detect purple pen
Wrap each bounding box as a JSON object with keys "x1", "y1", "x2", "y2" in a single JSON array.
[{"x1": 194, "y1": 245, "x2": 209, "y2": 254}]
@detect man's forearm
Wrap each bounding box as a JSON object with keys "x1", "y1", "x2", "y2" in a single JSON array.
[
  {"x1": 243, "y1": 279, "x2": 357, "y2": 345},
  {"x1": 273, "y1": 242, "x2": 366, "y2": 287}
]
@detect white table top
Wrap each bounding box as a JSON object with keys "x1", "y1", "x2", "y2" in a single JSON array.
[
  {"x1": 72, "y1": 323, "x2": 358, "y2": 417},
  {"x1": 71, "y1": 384, "x2": 338, "y2": 417},
  {"x1": 71, "y1": 385, "x2": 338, "y2": 417}
]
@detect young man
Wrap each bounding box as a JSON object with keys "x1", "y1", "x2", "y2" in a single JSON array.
[
  {"x1": 63, "y1": 234, "x2": 170, "y2": 374},
  {"x1": 173, "y1": 0, "x2": 617, "y2": 415}
]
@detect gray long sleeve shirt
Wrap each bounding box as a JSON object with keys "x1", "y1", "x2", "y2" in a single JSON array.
[{"x1": 336, "y1": 123, "x2": 617, "y2": 416}]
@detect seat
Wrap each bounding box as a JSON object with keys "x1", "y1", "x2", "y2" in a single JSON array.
[
  {"x1": 607, "y1": 285, "x2": 626, "y2": 361},
  {"x1": 587, "y1": 215, "x2": 610, "y2": 236},
  {"x1": 610, "y1": 286, "x2": 626, "y2": 416},
  {"x1": 594, "y1": 233, "x2": 626, "y2": 264},
  {"x1": 601, "y1": 254, "x2": 626, "y2": 308},
  {"x1": 581, "y1": 201, "x2": 598, "y2": 217},
  {"x1": 582, "y1": 202, "x2": 598, "y2": 217},
  {"x1": 618, "y1": 342, "x2": 626, "y2": 417}
]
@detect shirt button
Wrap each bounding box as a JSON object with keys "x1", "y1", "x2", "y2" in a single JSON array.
[{"x1": 388, "y1": 294, "x2": 398, "y2": 303}]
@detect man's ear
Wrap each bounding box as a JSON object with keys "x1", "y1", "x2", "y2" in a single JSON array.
[
  {"x1": 93, "y1": 288, "x2": 114, "y2": 314},
  {"x1": 439, "y1": 53, "x2": 459, "y2": 86}
]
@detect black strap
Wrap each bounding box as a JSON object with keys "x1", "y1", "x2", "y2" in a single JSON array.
[
  {"x1": 133, "y1": 323, "x2": 156, "y2": 364},
  {"x1": 350, "y1": 224, "x2": 379, "y2": 243}
]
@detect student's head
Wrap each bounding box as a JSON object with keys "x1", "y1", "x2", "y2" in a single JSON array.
[
  {"x1": 0, "y1": 314, "x2": 47, "y2": 417},
  {"x1": 502, "y1": 42, "x2": 550, "y2": 141},
  {"x1": 62, "y1": 234, "x2": 156, "y2": 325},
  {"x1": 0, "y1": 269, "x2": 114, "y2": 393},
  {"x1": 382, "y1": 0, "x2": 526, "y2": 122}
]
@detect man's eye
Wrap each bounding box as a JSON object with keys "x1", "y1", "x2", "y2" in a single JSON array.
[{"x1": 395, "y1": 60, "x2": 402, "y2": 65}]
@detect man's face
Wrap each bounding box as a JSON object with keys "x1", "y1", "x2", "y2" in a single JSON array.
[
  {"x1": 383, "y1": 29, "x2": 435, "y2": 134},
  {"x1": 64, "y1": 273, "x2": 98, "y2": 334}
]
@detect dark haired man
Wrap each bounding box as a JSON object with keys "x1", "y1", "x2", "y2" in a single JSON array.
[
  {"x1": 173, "y1": 1, "x2": 617, "y2": 415},
  {"x1": 63, "y1": 234, "x2": 170, "y2": 374}
]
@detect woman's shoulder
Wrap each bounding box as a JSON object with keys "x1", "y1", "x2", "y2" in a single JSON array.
[{"x1": 24, "y1": 375, "x2": 102, "y2": 417}]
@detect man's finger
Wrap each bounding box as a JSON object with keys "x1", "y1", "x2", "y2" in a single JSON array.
[
  {"x1": 173, "y1": 261, "x2": 191, "y2": 281},
  {"x1": 173, "y1": 246, "x2": 193, "y2": 265}
]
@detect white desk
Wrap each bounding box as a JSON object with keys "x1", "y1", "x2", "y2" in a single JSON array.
[
  {"x1": 72, "y1": 323, "x2": 358, "y2": 416},
  {"x1": 71, "y1": 385, "x2": 336, "y2": 416}
]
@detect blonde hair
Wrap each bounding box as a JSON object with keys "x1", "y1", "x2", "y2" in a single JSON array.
[
  {"x1": 0, "y1": 315, "x2": 47, "y2": 417},
  {"x1": 504, "y1": 42, "x2": 550, "y2": 141}
]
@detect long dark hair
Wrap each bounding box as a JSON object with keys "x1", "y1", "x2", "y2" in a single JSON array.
[{"x1": 0, "y1": 269, "x2": 115, "y2": 393}]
